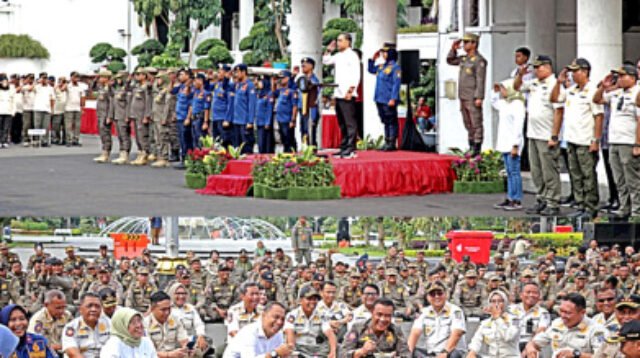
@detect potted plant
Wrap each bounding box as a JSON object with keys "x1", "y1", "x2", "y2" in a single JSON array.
[
  {"x1": 184, "y1": 148, "x2": 210, "y2": 189},
  {"x1": 450, "y1": 148, "x2": 504, "y2": 194}
]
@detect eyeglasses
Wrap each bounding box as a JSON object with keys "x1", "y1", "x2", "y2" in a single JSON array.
[
  {"x1": 428, "y1": 290, "x2": 445, "y2": 297},
  {"x1": 363, "y1": 292, "x2": 378, "y2": 296},
  {"x1": 489, "y1": 300, "x2": 505, "y2": 304},
  {"x1": 598, "y1": 297, "x2": 616, "y2": 303}
]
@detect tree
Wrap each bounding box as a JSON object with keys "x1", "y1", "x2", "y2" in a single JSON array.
[
  {"x1": 240, "y1": 0, "x2": 291, "y2": 66},
  {"x1": 329, "y1": 0, "x2": 408, "y2": 26},
  {"x1": 89, "y1": 43, "x2": 127, "y2": 71},
  {"x1": 0, "y1": 34, "x2": 49, "y2": 59},
  {"x1": 132, "y1": 39, "x2": 165, "y2": 67}
]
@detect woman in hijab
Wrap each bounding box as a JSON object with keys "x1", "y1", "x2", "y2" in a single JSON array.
[
  {"x1": 0, "y1": 304, "x2": 56, "y2": 358},
  {"x1": 100, "y1": 308, "x2": 157, "y2": 358},
  {"x1": 467, "y1": 289, "x2": 520, "y2": 358}
]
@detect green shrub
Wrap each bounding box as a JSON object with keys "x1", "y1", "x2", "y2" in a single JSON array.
[
  {"x1": 107, "y1": 48, "x2": 127, "y2": 60},
  {"x1": 0, "y1": 34, "x2": 50, "y2": 59},
  {"x1": 325, "y1": 18, "x2": 359, "y2": 33},
  {"x1": 195, "y1": 38, "x2": 227, "y2": 56},
  {"x1": 137, "y1": 53, "x2": 153, "y2": 67},
  {"x1": 398, "y1": 24, "x2": 438, "y2": 34},
  {"x1": 131, "y1": 39, "x2": 164, "y2": 55},
  {"x1": 107, "y1": 60, "x2": 126, "y2": 73},
  {"x1": 151, "y1": 53, "x2": 187, "y2": 69},
  {"x1": 239, "y1": 37, "x2": 253, "y2": 51},
  {"x1": 207, "y1": 46, "x2": 234, "y2": 64},
  {"x1": 322, "y1": 29, "x2": 342, "y2": 46},
  {"x1": 196, "y1": 58, "x2": 214, "y2": 69},
  {"x1": 89, "y1": 42, "x2": 113, "y2": 63}
]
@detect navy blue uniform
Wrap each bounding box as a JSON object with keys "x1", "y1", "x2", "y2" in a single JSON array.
[
  {"x1": 190, "y1": 87, "x2": 211, "y2": 148},
  {"x1": 275, "y1": 87, "x2": 298, "y2": 153},
  {"x1": 297, "y1": 73, "x2": 321, "y2": 147},
  {"x1": 255, "y1": 90, "x2": 275, "y2": 154},
  {"x1": 368, "y1": 59, "x2": 402, "y2": 141},
  {"x1": 229, "y1": 80, "x2": 257, "y2": 153},
  {"x1": 171, "y1": 83, "x2": 193, "y2": 159},
  {"x1": 210, "y1": 79, "x2": 232, "y2": 146}
]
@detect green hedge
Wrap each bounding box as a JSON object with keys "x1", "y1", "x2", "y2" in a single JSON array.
[
  {"x1": 398, "y1": 24, "x2": 438, "y2": 34},
  {"x1": 322, "y1": 245, "x2": 445, "y2": 258},
  {"x1": 10, "y1": 220, "x2": 49, "y2": 231}
]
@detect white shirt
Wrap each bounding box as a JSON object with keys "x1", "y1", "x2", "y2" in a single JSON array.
[
  {"x1": 603, "y1": 85, "x2": 640, "y2": 145},
  {"x1": 508, "y1": 303, "x2": 551, "y2": 343},
  {"x1": 33, "y1": 84, "x2": 54, "y2": 113},
  {"x1": 533, "y1": 316, "x2": 607, "y2": 356},
  {"x1": 99, "y1": 336, "x2": 157, "y2": 358},
  {"x1": 348, "y1": 305, "x2": 371, "y2": 331},
  {"x1": 492, "y1": 92, "x2": 525, "y2": 154},
  {"x1": 520, "y1": 74, "x2": 562, "y2": 141},
  {"x1": 556, "y1": 81, "x2": 604, "y2": 146},
  {"x1": 223, "y1": 320, "x2": 284, "y2": 358},
  {"x1": 468, "y1": 313, "x2": 521, "y2": 358},
  {"x1": 323, "y1": 48, "x2": 361, "y2": 99},
  {"x1": 65, "y1": 82, "x2": 86, "y2": 112},
  {"x1": 54, "y1": 87, "x2": 68, "y2": 115},
  {"x1": 22, "y1": 84, "x2": 35, "y2": 111},
  {"x1": 0, "y1": 88, "x2": 16, "y2": 115},
  {"x1": 62, "y1": 315, "x2": 112, "y2": 358},
  {"x1": 411, "y1": 302, "x2": 467, "y2": 353}
]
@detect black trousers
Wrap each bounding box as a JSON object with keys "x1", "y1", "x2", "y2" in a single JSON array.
[
  {"x1": 602, "y1": 148, "x2": 619, "y2": 204},
  {"x1": 335, "y1": 98, "x2": 357, "y2": 152},
  {"x1": 11, "y1": 112, "x2": 22, "y2": 144},
  {"x1": 355, "y1": 100, "x2": 364, "y2": 140}
]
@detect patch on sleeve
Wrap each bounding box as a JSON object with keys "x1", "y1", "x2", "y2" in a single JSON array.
[
  {"x1": 65, "y1": 327, "x2": 75, "y2": 337},
  {"x1": 287, "y1": 315, "x2": 295, "y2": 324},
  {"x1": 34, "y1": 322, "x2": 43, "y2": 333},
  {"x1": 454, "y1": 311, "x2": 462, "y2": 320},
  {"x1": 347, "y1": 332, "x2": 357, "y2": 342}
]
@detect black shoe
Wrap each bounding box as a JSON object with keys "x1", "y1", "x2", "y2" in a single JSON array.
[
  {"x1": 525, "y1": 201, "x2": 547, "y2": 214},
  {"x1": 386, "y1": 138, "x2": 397, "y2": 151},
  {"x1": 494, "y1": 199, "x2": 511, "y2": 210},
  {"x1": 332, "y1": 151, "x2": 345, "y2": 158},
  {"x1": 608, "y1": 210, "x2": 629, "y2": 220},
  {"x1": 173, "y1": 162, "x2": 186, "y2": 170},
  {"x1": 608, "y1": 201, "x2": 620, "y2": 211},
  {"x1": 66, "y1": 143, "x2": 72, "y2": 147},
  {"x1": 559, "y1": 196, "x2": 575, "y2": 206},
  {"x1": 169, "y1": 150, "x2": 180, "y2": 162},
  {"x1": 380, "y1": 140, "x2": 390, "y2": 151},
  {"x1": 540, "y1": 206, "x2": 561, "y2": 216},
  {"x1": 341, "y1": 151, "x2": 357, "y2": 159},
  {"x1": 504, "y1": 201, "x2": 523, "y2": 211}
]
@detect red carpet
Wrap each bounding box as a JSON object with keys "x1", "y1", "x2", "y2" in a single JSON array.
[{"x1": 197, "y1": 151, "x2": 457, "y2": 198}]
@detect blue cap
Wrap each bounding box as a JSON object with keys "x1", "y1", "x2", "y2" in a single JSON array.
[
  {"x1": 301, "y1": 57, "x2": 316, "y2": 67},
  {"x1": 219, "y1": 64, "x2": 231, "y2": 72},
  {"x1": 234, "y1": 64, "x2": 248, "y2": 72},
  {"x1": 279, "y1": 70, "x2": 292, "y2": 78},
  {"x1": 195, "y1": 73, "x2": 206, "y2": 81}
]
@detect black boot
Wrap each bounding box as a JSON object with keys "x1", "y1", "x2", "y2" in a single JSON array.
[
  {"x1": 387, "y1": 137, "x2": 397, "y2": 151},
  {"x1": 169, "y1": 149, "x2": 180, "y2": 162},
  {"x1": 380, "y1": 138, "x2": 390, "y2": 151},
  {"x1": 468, "y1": 140, "x2": 475, "y2": 153},
  {"x1": 472, "y1": 142, "x2": 481, "y2": 156}
]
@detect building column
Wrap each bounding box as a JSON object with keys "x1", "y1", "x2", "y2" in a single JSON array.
[
  {"x1": 525, "y1": 0, "x2": 556, "y2": 60},
  {"x1": 362, "y1": 0, "x2": 397, "y2": 140},
  {"x1": 323, "y1": 0, "x2": 341, "y2": 26},
  {"x1": 291, "y1": 0, "x2": 323, "y2": 78},
  {"x1": 239, "y1": 0, "x2": 254, "y2": 43},
  {"x1": 577, "y1": 0, "x2": 622, "y2": 81}
]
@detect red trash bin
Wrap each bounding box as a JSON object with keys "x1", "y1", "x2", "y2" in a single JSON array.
[{"x1": 446, "y1": 230, "x2": 494, "y2": 264}]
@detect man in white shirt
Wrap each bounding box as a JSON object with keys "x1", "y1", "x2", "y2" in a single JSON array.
[
  {"x1": 9, "y1": 74, "x2": 23, "y2": 145},
  {"x1": 64, "y1": 71, "x2": 86, "y2": 146},
  {"x1": 551, "y1": 58, "x2": 605, "y2": 219},
  {"x1": 21, "y1": 73, "x2": 35, "y2": 146},
  {"x1": 323, "y1": 33, "x2": 361, "y2": 159},
  {"x1": 223, "y1": 301, "x2": 293, "y2": 358},
  {"x1": 32, "y1": 72, "x2": 55, "y2": 146}
]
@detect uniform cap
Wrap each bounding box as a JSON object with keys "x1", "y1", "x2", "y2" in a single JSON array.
[
  {"x1": 612, "y1": 64, "x2": 638, "y2": 78},
  {"x1": 298, "y1": 286, "x2": 321, "y2": 300},
  {"x1": 465, "y1": 269, "x2": 478, "y2": 278},
  {"x1": 137, "y1": 266, "x2": 150, "y2": 275},
  {"x1": 234, "y1": 64, "x2": 248, "y2": 72},
  {"x1": 350, "y1": 271, "x2": 361, "y2": 278},
  {"x1": 219, "y1": 64, "x2": 231, "y2": 72},
  {"x1": 278, "y1": 70, "x2": 292, "y2": 78},
  {"x1": 301, "y1": 57, "x2": 316, "y2": 67},
  {"x1": 313, "y1": 273, "x2": 325, "y2": 282},
  {"x1": 567, "y1": 58, "x2": 591, "y2": 71},
  {"x1": 65, "y1": 246, "x2": 75, "y2": 253},
  {"x1": 145, "y1": 67, "x2": 158, "y2": 75},
  {"x1": 425, "y1": 280, "x2": 447, "y2": 294},
  {"x1": 385, "y1": 268, "x2": 398, "y2": 276},
  {"x1": 134, "y1": 67, "x2": 147, "y2": 74},
  {"x1": 493, "y1": 253, "x2": 504, "y2": 260},
  {"x1": 461, "y1": 33, "x2": 479, "y2": 42},
  {"x1": 575, "y1": 270, "x2": 589, "y2": 279},
  {"x1": 115, "y1": 71, "x2": 129, "y2": 79},
  {"x1": 261, "y1": 271, "x2": 274, "y2": 282},
  {"x1": 522, "y1": 269, "x2": 536, "y2": 278},
  {"x1": 98, "y1": 70, "x2": 112, "y2": 77},
  {"x1": 98, "y1": 264, "x2": 111, "y2": 273},
  {"x1": 195, "y1": 73, "x2": 206, "y2": 81},
  {"x1": 607, "y1": 320, "x2": 640, "y2": 343},
  {"x1": 533, "y1": 55, "x2": 553, "y2": 67},
  {"x1": 488, "y1": 273, "x2": 502, "y2": 281},
  {"x1": 616, "y1": 294, "x2": 640, "y2": 310},
  {"x1": 408, "y1": 263, "x2": 418, "y2": 269},
  {"x1": 381, "y1": 42, "x2": 397, "y2": 51}
]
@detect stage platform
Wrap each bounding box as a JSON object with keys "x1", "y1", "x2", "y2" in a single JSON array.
[{"x1": 197, "y1": 150, "x2": 457, "y2": 198}]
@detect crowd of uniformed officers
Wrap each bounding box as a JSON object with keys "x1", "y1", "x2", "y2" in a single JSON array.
[{"x1": 0, "y1": 233, "x2": 640, "y2": 357}]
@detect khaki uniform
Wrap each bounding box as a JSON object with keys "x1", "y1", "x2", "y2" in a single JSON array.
[
  {"x1": 128, "y1": 82, "x2": 152, "y2": 152},
  {"x1": 61, "y1": 315, "x2": 111, "y2": 358},
  {"x1": 567, "y1": 286, "x2": 595, "y2": 315},
  {"x1": 339, "y1": 285, "x2": 362, "y2": 309},
  {"x1": 468, "y1": 313, "x2": 521, "y2": 357},
  {"x1": 124, "y1": 282, "x2": 157, "y2": 312},
  {"x1": 115, "y1": 270, "x2": 135, "y2": 292},
  {"x1": 27, "y1": 253, "x2": 50, "y2": 270},
  {"x1": 38, "y1": 273, "x2": 75, "y2": 307},
  {"x1": 284, "y1": 306, "x2": 332, "y2": 357},
  {"x1": 592, "y1": 313, "x2": 620, "y2": 336},
  {"x1": 0, "y1": 276, "x2": 20, "y2": 306},
  {"x1": 411, "y1": 302, "x2": 467, "y2": 354},
  {"x1": 263, "y1": 283, "x2": 287, "y2": 306},
  {"x1": 593, "y1": 341, "x2": 624, "y2": 358},
  {"x1": 379, "y1": 282, "x2": 410, "y2": 310},
  {"x1": 618, "y1": 277, "x2": 636, "y2": 294},
  {"x1": 0, "y1": 252, "x2": 19, "y2": 266},
  {"x1": 9, "y1": 271, "x2": 28, "y2": 300},
  {"x1": 144, "y1": 312, "x2": 188, "y2": 353},
  {"x1": 166, "y1": 86, "x2": 180, "y2": 157},
  {"x1": 225, "y1": 302, "x2": 262, "y2": 338},
  {"x1": 274, "y1": 255, "x2": 293, "y2": 273},
  {"x1": 94, "y1": 256, "x2": 117, "y2": 269},
  {"x1": 446, "y1": 49, "x2": 487, "y2": 144},
  {"x1": 28, "y1": 307, "x2": 73, "y2": 350},
  {"x1": 382, "y1": 256, "x2": 403, "y2": 271},
  {"x1": 95, "y1": 84, "x2": 115, "y2": 152},
  {"x1": 340, "y1": 320, "x2": 410, "y2": 358},
  {"x1": 414, "y1": 260, "x2": 430, "y2": 277},
  {"x1": 532, "y1": 317, "x2": 607, "y2": 355},
  {"x1": 152, "y1": 84, "x2": 172, "y2": 160},
  {"x1": 440, "y1": 259, "x2": 458, "y2": 276},
  {"x1": 25, "y1": 272, "x2": 45, "y2": 313},
  {"x1": 190, "y1": 270, "x2": 209, "y2": 291},
  {"x1": 508, "y1": 303, "x2": 551, "y2": 345},
  {"x1": 291, "y1": 222, "x2": 313, "y2": 265},
  {"x1": 204, "y1": 280, "x2": 237, "y2": 321},
  {"x1": 453, "y1": 282, "x2": 485, "y2": 317},
  {"x1": 111, "y1": 86, "x2": 132, "y2": 153},
  {"x1": 348, "y1": 305, "x2": 372, "y2": 331}
]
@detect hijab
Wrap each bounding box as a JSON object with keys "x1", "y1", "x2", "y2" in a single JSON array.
[
  {"x1": 110, "y1": 308, "x2": 142, "y2": 348},
  {"x1": 167, "y1": 282, "x2": 188, "y2": 307},
  {"x1": 0, "y1": 305, "x2": 20, "y2": 357}
]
